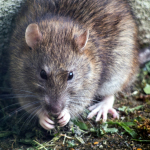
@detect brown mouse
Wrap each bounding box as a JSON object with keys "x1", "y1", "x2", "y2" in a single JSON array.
[{"x1": 9, "y1": 0, "x2": 139, "y2": 130}]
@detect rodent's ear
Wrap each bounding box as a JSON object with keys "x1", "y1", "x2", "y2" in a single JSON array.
[
  {"x1": 25, "y1": 23, "x2": 42, "y2": 48},
  {"x1": 75, "y1": 30, "x2": 89, "y2": 52}
]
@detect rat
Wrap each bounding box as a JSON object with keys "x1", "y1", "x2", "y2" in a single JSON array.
[{"x1": 9, "y1": 0, "x2": 139, "y2": 130}]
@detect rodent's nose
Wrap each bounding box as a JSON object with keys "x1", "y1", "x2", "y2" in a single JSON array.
[
  {"x1": 45, "y1": 96, "x2": 64, "y2": 116},
  {"x1": 49, "y1": 105, "x2": 63, "y2": 116}
]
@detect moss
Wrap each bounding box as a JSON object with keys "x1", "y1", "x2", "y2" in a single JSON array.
[{"x1": 129, "y1": 0, "x2": 150, "y2": 45}]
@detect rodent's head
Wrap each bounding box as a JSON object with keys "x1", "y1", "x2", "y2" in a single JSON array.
[{"x1": 11, "y1": 19, "x2": 100, "y2": 118}]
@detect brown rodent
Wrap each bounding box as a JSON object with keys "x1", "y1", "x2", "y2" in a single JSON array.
[{"x1": 9, "y1": 0, "x2": 139, "y2": 130}]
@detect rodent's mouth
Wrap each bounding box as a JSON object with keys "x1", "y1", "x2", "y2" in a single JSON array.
[
  {"x1": 49, "y1": 112, "x2": 61, "y2": 117},
  {"x1": 44, "y1": 106, "x2": 62, "y2": 117}
]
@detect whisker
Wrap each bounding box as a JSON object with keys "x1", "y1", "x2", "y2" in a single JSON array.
[
  {"x1": 72, "y1": 111, "x2": 87, "y2": 126},
  {"x1": 69, "y1": 110, "x2": 78, "y2": 123},
  {"x1": 83, "y1": 108, "x2": 94, "y2": 127},
  {"x1": 91, "y1": 99, "x2": 101, "y2": 102},
  {"x1": 19, "y1": 106, "x2": 41, "y2": 131},
  {"x1": 35, "y1": 83, "x2": 45, "y2": 90},
  {"x1": 0, "y1": 102, "x2": 26, "y2": 112},
  {"x1": 69, "y1": 101, "x2": 85, "y2": 105},
  {"x1": 15, "y1": 101, "x2": 40, "y2": 113},
  {"x1": 0, "y1": 94, "x2": 37, "y2": 100},
  {"x1": 16, "y1": 104, "x2": 41, "y2": 125},
  {"x1": 0, "y1": 87, "x2": 34, "y2": 94},
  {"x1": 17, "y1": 111, "x2": 31, "y2": 125},
  {"x1": 70, "y1": 98, "x2": 99, "y2": 105},
  {"x1": 72, "y1": 108, "x2": 94, "y2": 128},
  {"x1": 26, "y1": 107, "x2": 41, "y2": 126},
  {"x1": 0, "y1": 101, "x2": 40, "y2": 122},
  {"x1": 76, "y1": 113, "x2": 85, "y2": 124}
]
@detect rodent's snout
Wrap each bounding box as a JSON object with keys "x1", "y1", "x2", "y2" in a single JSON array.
[{"x1": 44, "y1": 96, "x2": 65, "y2": 116}]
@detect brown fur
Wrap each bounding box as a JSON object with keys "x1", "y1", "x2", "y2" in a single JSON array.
[{"x1": 9, "y1": 0, "x2": 139, "y2": 119}]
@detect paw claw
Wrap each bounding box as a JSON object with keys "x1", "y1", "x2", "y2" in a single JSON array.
[
  {"x1": 87, "y1": 95, "x2": 119, "y2": 122},
  {"x1": 108, "y1": 108, "x2": 119, "y2": 119},
  {"x1": 87, "y1": 109, "x2": 98, "y2": 119},
  {"x1": 96, "y1": 110, "x2": 102, "y2": 122},
  {"x1": 39, "y1": 113, "x2": 55, "y2": 130},
  {"x1": 58, "y1": 109, "x2": 70, "y2": 127}
]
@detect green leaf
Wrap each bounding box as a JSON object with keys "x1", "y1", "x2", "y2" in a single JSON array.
[
  {"x1": 102, "y1": 124, "x2": 118, "y2": 134},
  {"x1": 107, "y1": 121, "x2": 138, "y2": 138},
  {"x1": 25, "y1": 132, "x2": 34, "y2": 139},
  {"x1": 67, "y1": 140, "x2": 76, "y2": 147},
  {"x1": 75, "y1": 135, "x2": 85, "y2": 144},
  {"x1": 90, "y1": 128, "x2": 97, "y2": 132},
  {"x1": 73, "y1": 121, "x2": 88, "y2": 130},
  {"x1": 33, "y1": 140, "x2": 48, "y2": 150},
  {"x1": 131, "y1": 105, "x2": 144, "y2": 111},
  {"x1": 19, "y1": 139, "x2": 34, "y2": 145},
  {"x1": 52, "y1": 135, "x2": 61, "y2": 142},
  {"x1": 123, "y1": 122, "x2": 136, "y2": 126},
  {"x1": 118, "y1": 106, "x2": 127, "y2": 112},
  {"x1": 118, "y1": 105, "x2": 144, "y2": 114},
  {"x1": 119, "y1": 122, "x2": 137, "y2": 138},
  {"x1": 105, "y1": 128, "x2": 118, "y2": 133},
  {"x1": 27, "y1": 148, "x2": 35, "y2": 150},
  {"x1": 0, "y1": 131, "x2": 12, "y2": 138},
  {"x1": 132, "y1": 139, "x2": 150, "y2": 142},
  {"x1": 145, "y1": 62, "x2": 150, "y2": 73},
  {"x1": 143, "y1": 84, "x2": 150, "y2": 94}
]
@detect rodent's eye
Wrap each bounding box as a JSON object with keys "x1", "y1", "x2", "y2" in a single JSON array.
[
  {"x1": 40, "y1": 70, "x2": 47, "y2": 80},
  {"x1": 29, "y1": 47, "x2": 32, "y2": 50},
  {"x1": 67, "y1": 71, "x2": 73, "y2": 81}
]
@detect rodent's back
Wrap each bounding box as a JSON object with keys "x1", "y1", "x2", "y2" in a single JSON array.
[{"x1": 11, "y1": 0, "x2": 136, "y2": 42}]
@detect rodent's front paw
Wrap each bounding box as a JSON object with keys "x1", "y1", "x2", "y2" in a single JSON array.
[
  {"x1": 87, "y1": 95, "x2": 119, "y2": 122},
  {"x1": 39, "y1": 113, "x2": 55, "y2": 130},
  {"x1": 57, "y1": 109, "x2": 70, "y2": 127}
]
